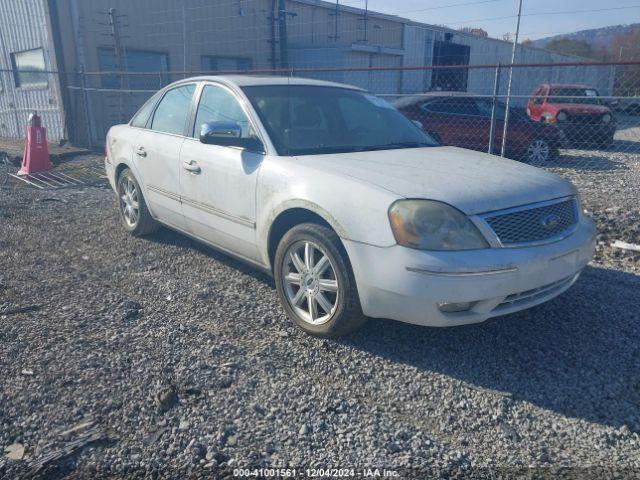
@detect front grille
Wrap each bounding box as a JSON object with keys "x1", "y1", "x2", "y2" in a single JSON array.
[{"x1": 484, "y1": 198, "x2": 578, "y2": 246}]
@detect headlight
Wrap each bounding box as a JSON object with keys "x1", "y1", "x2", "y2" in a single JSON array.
[
  {"x1": 602, "y1": 114, "x2": 612, "y2": 124},
  {"x1": 556, "y1": 111, "x2": 567, "y2": 122},
  {"x1": 388, "y1": 200, "x2": 489, "y2": 251}
]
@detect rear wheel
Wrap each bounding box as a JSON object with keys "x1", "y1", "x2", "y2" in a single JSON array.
[
  {"x1": 116, "y1": 168, "x2": 159, "y2": 236},
  {"x1": 274, "y1": 223, "x2": 366, "y2": 338},
  {"x1": 524, "y1": 138, "x2": 557, "y2": 163}
]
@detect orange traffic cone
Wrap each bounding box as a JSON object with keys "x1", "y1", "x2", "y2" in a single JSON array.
[{"x1": 18, "y1": 112, "x2": 52, "y2": 175}]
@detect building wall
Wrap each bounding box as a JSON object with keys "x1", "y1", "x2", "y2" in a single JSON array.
[
  {"x1": 442, "y1": 31, "x2": 616, "y2": 104},
  {"x1": 0, "y1": 0, "x2": 65, "y2": 140},
  {"x1": 0, "y1": 0, "x2": 618, "y2": 142}
]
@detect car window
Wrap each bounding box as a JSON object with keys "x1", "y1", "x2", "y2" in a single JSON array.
[
  {"x1": 243, "y1": 85, "x2": 435, "y2": 156},
  {"x1": 476, "y1": 99, "x2": 506, "y2": 119},
  {"x1": 151, "y1": 84, "x2": 196, "y2": 135},
  {"x1": 423, "y1": 98, "x2": 480, "y2": 116},
  {"x1": 548, "y1": 87, "x2": 601, "y2": 105},
  {"x1": 131, "y1": 92, "x2": 161, "y2": 128},
  {"x1": 193, "y1": 84, "x2": 251, "y2": 138}
]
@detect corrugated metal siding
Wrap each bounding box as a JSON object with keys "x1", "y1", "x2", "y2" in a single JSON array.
[{"x1": 0, "y1": 0, "x2": 65, "y2": 139}]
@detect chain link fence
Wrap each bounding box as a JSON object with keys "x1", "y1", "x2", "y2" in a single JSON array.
[{"x1": 1, "y1": 61, "x2": 639, "y2": 267}]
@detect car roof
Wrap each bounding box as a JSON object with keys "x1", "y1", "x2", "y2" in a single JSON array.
[
  {"x1": 543, "y1": 83, "x2": 596, "y2": 90},
  {"x1": 178, "y1": 74, "x2": 364, "y2": 90},
  {"x1": 393, "y1": 91, "x2": 482, "y2": 107}
]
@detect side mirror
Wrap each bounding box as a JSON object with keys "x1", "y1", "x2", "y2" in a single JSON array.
[{"x1": 199, "y1": 121, "x2": 264, "y2": 152}]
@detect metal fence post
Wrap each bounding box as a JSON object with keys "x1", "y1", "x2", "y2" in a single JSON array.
[
  {"x1": 488, "y1": 62, "x2": 501, "y2": 155},
  {"x1": 79, "y1": 66, "x2": 94, "y2": 150}
]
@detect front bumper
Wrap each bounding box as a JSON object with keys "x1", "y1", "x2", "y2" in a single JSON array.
[
  {"x1": 105, "y1": 156, "x2": 117, "y2": 191},
  {"x1": 343, "y1": 215, "x2": 596, "y2": 327}
]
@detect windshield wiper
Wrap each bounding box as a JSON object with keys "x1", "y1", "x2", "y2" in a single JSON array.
[{"x1": 366, "y1": 141, "x2": 433, "y2": 150}]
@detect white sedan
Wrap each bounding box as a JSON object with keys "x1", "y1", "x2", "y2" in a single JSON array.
[{"x1": 105, "y1": 76, "x2": 596, "y2": 337}]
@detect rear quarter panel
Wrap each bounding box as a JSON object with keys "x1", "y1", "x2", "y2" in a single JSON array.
[{"x1": 106, "y1": 124, "x2": 140, "y2": 190}]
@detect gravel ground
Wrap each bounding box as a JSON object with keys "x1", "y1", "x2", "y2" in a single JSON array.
[{"x1": 0, "y1": 151, "x2": 639, "y2": 479}]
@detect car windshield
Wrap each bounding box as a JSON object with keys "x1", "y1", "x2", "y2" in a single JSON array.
[
  {"x1": 242, "y1": 85, "x2": 437, "y2": 156},
  {"x1": 548, "y1": 87, "x2": 601, "y2": 105}
]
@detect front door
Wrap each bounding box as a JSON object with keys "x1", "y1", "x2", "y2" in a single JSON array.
[
  {"x1": 179, "y1": 83, "x2": 264, "y2": 262},
  {"x1": 133, "y1": 83, "x2": 196, "y2": 229}
]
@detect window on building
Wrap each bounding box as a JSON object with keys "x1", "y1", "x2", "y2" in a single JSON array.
[
  {"x1": 150, "y1": 84, "x2": 196, "y2": 135},
  {"x1": 200, "y1": 55, "x2": 252, "y2": 73},
  {"x1": 11, "y1": 48, "x2": 48, "y2": 88},
  {"x1": 98, "y1": 48, "x2": 169, "y2": 90}
]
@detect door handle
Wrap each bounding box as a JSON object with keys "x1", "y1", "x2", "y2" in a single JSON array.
[
  {"x1": 135, "y1": 146, "x2": 147, "y2": 157},
  {"x1": 183, "y1": 160, "x2": 201, "y2": 174}
]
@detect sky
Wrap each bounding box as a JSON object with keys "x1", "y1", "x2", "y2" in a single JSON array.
[{"x1": 341, "y1": 0, "x2": 640, "y2": 40}]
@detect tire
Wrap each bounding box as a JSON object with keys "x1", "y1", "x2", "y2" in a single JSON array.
[
  {"x1": 274, "y1": 222, "x2": 367, "y2": 338},
  {"x1": 116, "y1": 168, "x2": 159, "y2": 236},
  {"x1": 598, "y1": 136, "x2": 614, "y2": 150},
  {"x1": 523, "y1": 138, "x2": 557, "y2": 163}
]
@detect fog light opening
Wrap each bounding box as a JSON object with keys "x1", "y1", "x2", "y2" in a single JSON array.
[{"x1": 437, "y1": 301, "x2": 477, "y2": 313}]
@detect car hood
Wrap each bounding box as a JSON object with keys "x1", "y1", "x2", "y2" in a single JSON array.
[
  {"x1": 550, "y1": 103, "x2": 611, "y2": 115},
  {"x1": 294, "y1": 146, "x2": 575, "y2": 215}
]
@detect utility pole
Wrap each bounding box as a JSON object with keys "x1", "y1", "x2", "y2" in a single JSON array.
[
  {"x1": 358, "y1": 0, "x2": 369, "y2": 43},
  {"x1": 182, "y1": 5, "x2": 187, "y2": 76},
  {"x1": 108, "y1": 8, "x2": 125, "y2": 88},
  {"x1": 329, "y1": 0, "x2": 339, "y2": 41},
  {"x1": 500, "y1": 0, "x2": 523, "y2": 157}
]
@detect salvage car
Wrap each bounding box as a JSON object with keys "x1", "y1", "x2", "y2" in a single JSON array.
[
  {"x1": 394, "y1": 93, "x2": 565, "y2": 163},
  {"x1": 526, "y1": 83, "x2": 616, "y2": 148},
  {"x1": 105, "y1": 76, "x2": 596, "y2": 337}
]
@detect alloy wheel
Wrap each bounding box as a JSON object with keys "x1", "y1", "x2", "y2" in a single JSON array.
[
  {"x1": 526, "y1": 139, "x2": 550, "y2": 163},
  {"x1": 120, "y1": 177, "x2": 140, "y2": 227},
  {"x1": 281, "y1": 240, "x2": 339, "y2": 325}
]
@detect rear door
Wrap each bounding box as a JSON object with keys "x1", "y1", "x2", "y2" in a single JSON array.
[{"x1": 133, "y1": 83, "x2": 196, "y2": 229}]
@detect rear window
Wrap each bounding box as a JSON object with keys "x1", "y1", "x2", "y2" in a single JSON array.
[
  {"x1": 130, "y1": 92, "x2": 161, "y2": 128},
  {"x1": 548, "y1": 87, "x2": 601, "y2": 105}
]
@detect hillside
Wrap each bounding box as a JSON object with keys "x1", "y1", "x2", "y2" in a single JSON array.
[{"x1": 532, "y1": 23, "x2": 640, "y2": 50}]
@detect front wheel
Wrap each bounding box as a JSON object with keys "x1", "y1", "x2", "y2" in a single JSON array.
[
  {"x1": 524, "y1": 138, "x2": 557, "y2": 163},
  {"x1": 274, "y1": 223, "x2": 367, "y2": 338}
]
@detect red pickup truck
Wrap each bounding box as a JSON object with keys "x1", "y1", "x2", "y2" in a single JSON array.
[{"x1": 526, "y1": 83, "x2": 616, "y2": 148}]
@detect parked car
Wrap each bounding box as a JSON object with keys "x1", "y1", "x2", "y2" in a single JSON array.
[
  {"x1": 105, "y1": 76, "x2": 595, "y2": 338},
  {"x1": 394, "y1": 93, "x2": 565, "y2": 163},
  {"x1": 614, "y1": 98, "x2": 640, "y2": 116},
  {"x1": 526, "y1": 83, "x2": 616, "y2": 148}
]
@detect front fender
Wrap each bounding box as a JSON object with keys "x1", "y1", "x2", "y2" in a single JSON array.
[{"x1": 255, "y1": 157, "x2": 400, "y2": 266}]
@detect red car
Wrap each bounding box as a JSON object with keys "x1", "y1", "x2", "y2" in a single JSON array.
[
  {"x1": 394, "y1": 93, "x2": 565, "y2": 163},
  {"x1": 527, "y1": 83, "x2": 616, "y2": 148}
]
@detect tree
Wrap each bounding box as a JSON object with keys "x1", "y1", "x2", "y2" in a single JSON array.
[
  {"x1": 458, "y1": 27, "x2": 488, "y2": 38},
  {"x1": 545, "y1": 38, "x2": 594, "y2": 58},
  {"x1": 611, "y1": 26, "x2": 640, "y2": 95}
]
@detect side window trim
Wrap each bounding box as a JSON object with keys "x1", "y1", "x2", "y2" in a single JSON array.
[
  {"x1": 148, "y1": 82, "x2": 198, "y2": 137},
  {"x1": 129, "y1": 91, "x2": 162, "y2": 129},
  {"x1": 188, "y1": 81, "x2": 266, "y2": 149}
]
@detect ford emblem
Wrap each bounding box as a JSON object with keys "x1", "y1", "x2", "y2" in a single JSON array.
[{"x1": 541, "y1": 213, "x2": 560, "y2": 229}]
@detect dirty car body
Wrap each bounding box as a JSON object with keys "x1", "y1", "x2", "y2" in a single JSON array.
[{"x1": 105, "y1": 76, "x2": 596, "y2": 336}]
